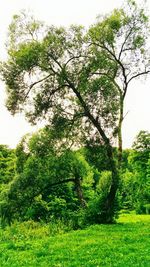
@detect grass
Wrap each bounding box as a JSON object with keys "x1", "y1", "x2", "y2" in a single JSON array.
[{"x1": 0, "y1": 213, "x2": 150, "y2": 266}]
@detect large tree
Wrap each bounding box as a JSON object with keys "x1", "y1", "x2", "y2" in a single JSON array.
[
  {"x1": 1, "y1": 1, "x2": 149, "y2": 222},
  {"x1": 1, "y1": 12, "x2": 120, "y2": 222}
]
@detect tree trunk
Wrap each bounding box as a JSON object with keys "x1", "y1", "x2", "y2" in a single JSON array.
[
  {"x1": 68, "y1": 82, "x2": 119, "y2": 222},
  {"x1": 74, "y1": 175, "x2": 86, "y2": 208},
  {"x1": 89, "y1": 115, "x2": 119, "y2": 222},
  {"x1": 101, "y1": 143, "x2": 119, "y2": 222},
  {"x1": 118, "y1": 95, "x2": 124, "y2": 167}
]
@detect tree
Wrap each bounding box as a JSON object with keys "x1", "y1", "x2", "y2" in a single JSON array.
[
  {"x1": 20, "y1": 128, "x2": 93, "y2": 208},
  {"x1": 130, "y1": 131, "x2": 150, "y2": 213},
  {"x1": 2, "y1": 1, "x2": 149, "y2": 222},
  {"x1": 118, "y1": 131, "x2": 150, "y2": 213},
  {"x1": 1, "y1": 10, "x2": 120, "y2": 222},
  {"x1": 132, "y1": 130, "x2": 150, "y2": 152},
  {"x1": 0, "y1": 128, "x2": 94, "y2": 223},
  {"x1": 131, "y1": 131, "x2": 150, "y2": 174},
  {"x1": 88, "y1": 0, "x2": 150, "y2": 165}
]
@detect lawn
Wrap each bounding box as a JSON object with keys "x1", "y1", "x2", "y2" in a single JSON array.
[{"x1": 0, "y1": 213, "x2": 150, "y2": 267}]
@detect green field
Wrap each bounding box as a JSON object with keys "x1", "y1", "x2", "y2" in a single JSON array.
[{"x1": 0, "y1": 214, "x2": 150, "y2": 267}]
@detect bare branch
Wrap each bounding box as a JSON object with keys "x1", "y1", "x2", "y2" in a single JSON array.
[
  {"x1": 102, "y1": 44, "x2": 128, "y2": 90},
  {"x1": 123, "y1": 110, "x2": 129, "y2": 120},
  {"x1": 64, "y1": 55, "x2": 89, "y2": 68},
  {"x1": 118, "y1": 26, "x2": 135, "y2": 60},
  {"x1": 24, "y1": 74, "x2": 52, "y2": 100},
  {"x1": 47, "y1": 53, "x2": 63, "y2": 70},
  {"x1": 49, "y1": 84, "x2": 68, "y2": 96},
  {"x1": 90, "y1": 42, "x2": 128, "y2": 92},
  {"x1": 127, "y1": 70, "x2": 150, "y2": 84}
]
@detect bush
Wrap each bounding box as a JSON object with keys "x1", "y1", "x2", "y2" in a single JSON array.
[
  {"x1": 144, "y1": 204, "x2": 150, "y2": 214},
  {"x1": 136, "y1": 202, "x2": 150, "y2": 215}
]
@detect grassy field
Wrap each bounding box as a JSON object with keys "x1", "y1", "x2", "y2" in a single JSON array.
[{"x1": 0, "y1": 213, "x2": 150, "y2": 267}]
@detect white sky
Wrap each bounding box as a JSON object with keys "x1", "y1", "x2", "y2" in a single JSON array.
[{"x1": 0, "y1": 0, "x2": 150, "y2": 148}]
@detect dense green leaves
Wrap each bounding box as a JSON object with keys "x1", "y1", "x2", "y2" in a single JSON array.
[
  {"x1": 0, "y1": 145, "x2": 16, "y2": 184},
  {"x1": 119, "y1": 131, "x2": 150, "y2": 213}
]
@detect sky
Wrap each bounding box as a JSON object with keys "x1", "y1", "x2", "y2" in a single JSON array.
[{"x1": 0, "y1": 0, "x2": 150, "y2": 148}]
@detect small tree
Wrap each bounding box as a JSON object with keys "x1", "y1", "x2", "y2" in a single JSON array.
[{"x1": 0, "y1": 128, "x2": 94, "y2": 223}]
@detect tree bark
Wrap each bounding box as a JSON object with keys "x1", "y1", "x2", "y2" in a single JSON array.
[
  {"x1": 118, "y1": 95, "x2": 124, "y2": 167},
  {"x1": 74, "y1": 175, "x2": 86, "y2": 208},
  {"x1": 66, "y1": 78, "x2": 119, "y2": 222}
]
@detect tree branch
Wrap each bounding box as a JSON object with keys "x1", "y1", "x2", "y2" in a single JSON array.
[
  {"x1": 102, "y1": 44, "x2": 128, "y2": 91},
  {"x1": 47, "y1": 53, "x2": 63, "y2": 70},
  {"x1": 127, "y1": 70, "x2": 150, "y2": 84},
  {"x1": 64, "y1": 55, "x2": 89, "y2": 68},
  {"x1": 89, "y1": 42, "x2": 128, "y2": 93},
  {"x1": 64, "y1": 75, "x2": 111, "y2": 147},
  {"x1": 118, "y1": 26, "x2": 134, "y2": 60},
  {"x1": 49, "y1": 178, "x2": 75, "y2": 187},
  {"x1": 24, "y1": 74, "x2": 52, "y2": 100}
]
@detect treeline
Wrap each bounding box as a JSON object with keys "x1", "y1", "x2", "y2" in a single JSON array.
[{"x1": 0, "y1": 129, "x2": 149, "y2": 227}]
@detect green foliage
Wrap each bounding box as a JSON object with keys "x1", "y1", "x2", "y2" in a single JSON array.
[
  {"x1": 81, "y1": 144, "x2": 113, "y2": 173},
  {"x1": 119, "y1": 170, "x2": 137, "y2": 210},
  {"x1": 0, "y1": 128, "x2": 149, "y2": 226},
  {"x1": 0, "y1": 128, "x2": 95, "y2": 224},
  {"x1": 0, "y1": 5, "x2": 122, "y2": 136},
  {"x1": 0, "y1": 145, "x2": 16, "y2": 184},
  {"x1": 132, "y1": 130, "x2": 150, "y2": 152},
  {"x1": 84, "y1": 171, "x2": 118, "y2": 224},
  {"x1": 8, "y1": 10, "x2": 44, "y2": 50},
  {"x1": 130, "y1": 131, "x2": 150, "y2": 213},
  {"x1": 0, "y1": 146, "x2": 16, "y2": 226},
  {"x1": 119, "y1": 131, "x2": 150, "y2": 213}
]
